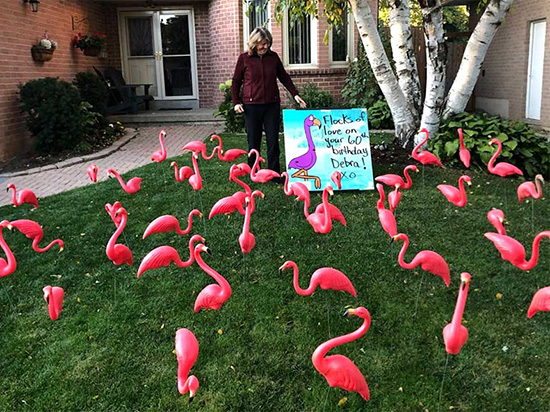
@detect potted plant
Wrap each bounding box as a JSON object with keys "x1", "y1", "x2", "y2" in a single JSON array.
[
  {"x1": 31, "y1": 32, "x2": 57, "y2": 62},
  {"x1": 73, "y1": 32, "x2": 107, "y2": 57}
]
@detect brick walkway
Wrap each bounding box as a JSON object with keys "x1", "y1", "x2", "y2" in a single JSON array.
[{"x1": 0, "y1": 124, "x2": 222, "y2": 207}]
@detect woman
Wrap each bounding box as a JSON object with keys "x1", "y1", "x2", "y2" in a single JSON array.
[{"x1": 232, "y1": 27, "x2": 307, "y2": 179}]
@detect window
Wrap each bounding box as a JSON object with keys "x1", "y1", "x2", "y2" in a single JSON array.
[
  {"x1": 283, "y1": 12, "x2": 318, "y2": 67},
  {"x1": 330, "y1": 12, "x2": 354, "y2": 65},
  {"x1": 243, "y1": 0, "x2": 270, "y2": 48}
]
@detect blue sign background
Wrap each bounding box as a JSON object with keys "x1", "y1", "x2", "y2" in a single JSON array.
[{"x1": 283, "y1": 108, "x2": 374, "y2": 191}]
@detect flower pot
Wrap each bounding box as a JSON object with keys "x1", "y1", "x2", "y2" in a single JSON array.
[
  {"x1": 31, "y1": 46, "x2": 54, "y2": 62},
  {"x1": 84, "y1": 47, "x2": 101, "y2": 57}
]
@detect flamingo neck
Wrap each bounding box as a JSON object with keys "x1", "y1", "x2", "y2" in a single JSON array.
[
  {"x1": 172, "y1": 164, "x2": 182, "y2": 181},
  {"x1": 231, "y1": 174, "x2": 251, "y2": 195},
  {"x1": 180, "y1": 211, "x2": 198, "y2": 235},
  {"x1": 112, "y1": 171, "x2": 128, "y2": 189},
  {"x1": 488, "y1": 141, "x2": 502, "y2": 170},
  {"x1": 458, "y1": 130, "x2": 465, "y2": 150},
  {"x1": 0, "y1": 228, "x2": 16, "y2": 276},
  {"x1": 412, "y1": 131, "x2": 429, "y2": 156},
  {"x1": 397, "y1": 236, "x2": 415, "y2": 269},
  {"x1": 251, "y1": 150, "x2": 261, "y2": 176},
  {"x1": 243, "y1": 201, "x2": 252, "y2": 235},
  {"x1": 535, "y1": 177, "x2": 543, "y2": 197},
  {"x1": 304, "y1": 124, "x2": 316, "y2": 150},
  {"x1": 376, "y1": 186, "x2": 386, "y2": 211},
  {"x1": 320, "y1": 188, "x2": 331, "y2": 230},
  {"x1": 523, "y1": 232, "x2": 550, "y2": 270},
  {"x1": 159, "y1": 134, "x2": 166, "y2": 156},
  {"x1": 191, "y1": 155, "x2": 200, "y2": 177},
  {"x1": 207, "y1": 146, "x2": 219, "y2": 160},
  {"x1": 312, "y1": 317, "x2": 371, "y2": 366},
  {"x1": 403, "y1": 167, "x2": 414, "y2": 189},
  {"x1": 283, "y1": 173, "x2": 292, "y2": 196},
  {"x1": 195, "y1": 251, "x2": 231, "y2": 296},
  {"x1": 450, "y1": 281, "x2": 469, "y2": 327},
  {"x1": 458, "y1": 177, "x2": 468, "y2": 203},
  {"x1": 107, "y1": 212, "x2": 126, "y2": 254},
  {"x1": 177, "y1": 365, "x2": 193, "y2": 394},
  {"x1": 9, "y1": 187, "x2": 20, "y2": 206},
  {"x1": 33, "y1": 238, "x2": 62, "y2": 253},
  {"x1": 288, "y1": 261, "x2": 310, "y2": 296}
]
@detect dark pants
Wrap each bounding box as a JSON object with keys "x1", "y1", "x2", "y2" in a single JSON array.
[{"x1": 243, "y1": 103, "x2": 281, "y2": 175}]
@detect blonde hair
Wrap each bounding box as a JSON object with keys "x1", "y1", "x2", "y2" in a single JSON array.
[{"x1": 247, "y1": 27, "x2": 272, "y2": 55}]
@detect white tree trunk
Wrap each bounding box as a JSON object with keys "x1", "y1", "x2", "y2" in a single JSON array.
[
  {"x1": 348, "y1": 0, "x2": 417, "y2": 148},
  {"x1": 388, "y1": 0, "x2": 422, "y2": 117},
  {"x1": 418, "y1": 2, "x2": 447, "y2": 145},
  {"x1": 443, "y1": 0, "x2": 515, "y2": 119}
]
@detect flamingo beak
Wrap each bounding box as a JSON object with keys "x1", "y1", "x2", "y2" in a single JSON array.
[
  {"x1": 205, "y1": 246, "x2": 212, "y2": 255},
  {"x1": 467, "y1": 180, "x2": 472, "y2": 186},
  {"x1": 198, "y1": 212, "x2": 203, "y2": 219},
  {"x1": 59, "y1": 246, "x2": 64, "y2": 253},
  {"x1": 189, "y1": 392, "x2": 195, "y2": 403},
  {"x1": 391, "y1": 235, "x2": 398, "y2": 243},
  {"x1": 6, "y1": 224, "x2": 13, "y2": 231},
  {"x1": 170, "y1": 162, "x2": 176, "y2": 167},
  {"x1": 343, "y1": 308, "x2": 355, "y2": 317},
  {"x1": 313, "y1": 118, "x2": 321, "y2": 128}
]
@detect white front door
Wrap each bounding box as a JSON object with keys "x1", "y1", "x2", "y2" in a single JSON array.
[
  {"x1": 526, "y1": 20, "x2": 546, "y2": 120},
  {"x1": 120, "y1": 10, "x2": 199, "y2": 103}
]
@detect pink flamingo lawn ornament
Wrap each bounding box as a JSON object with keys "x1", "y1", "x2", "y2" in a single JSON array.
[
  {"x1": 105, "y1": 201, "x2": 123, "y2": 227},
  {"x1": 517, "y1": 174, "x2": 544, "y2": 202},
  {"x1": 527, "y1": 286, "x2": 550, "y2": 318},
  {"x1": 313, "y1": 193, "x2": 347, "y2": 226},
  {"x1": 376, "y1": 184, "x2": 397, "y2": 238},
  {"x1": 107, "y1": 169, "x2": 142, "y2": 194},
  {"x1": 239, "y1": 190, "x2": 264, "y2": 254},
  {"x1": 105, "y1": 207, "x2": 133, "y2": 266},
  {"x1": 306, "y1": 185, "x2": 333, "y2": 234},
  {"x1": 0, "y1": 221, "x2": 16, "y2": 278},
  {"x1": 193, "y1": 243, "x2": 232, "y2": 312},
  {"x1": 457, "y1": 128, "x2": 471, "y2": 168},
  {"x1": 151, "y1": 129, "x2": 167, "y2": 162},
  {"x1": 282, "y1": 171, "x2": 310, "y2": 206},
  {"x1": 279, "y1": 260, "x2": 357, "y2": 297},
  {"x1": 210, "y1": 134, "x2": 247, "y2": 162},
  {"x1": 484, "y1": 231, "x2": 550, "y2": 271},
  {"x1": 312, "y1": 307, "x2": 371, "y2": 402},
  {"x1": 137, "y1": 235, "x2": 205, "y2": 278},
  {"x1": 142, "y1": 210, "x2": 202, "y2": 239},
  {"x1": 182, "y1": 140, "x2": 218, "y2": 160},
  {"x1": 487, "y1": 138, "x2": 523, "y2": 177},
  {"x1": 6, "y1": 183, "x2": 38, "y2": 209},
  {"x1": 392, "y1": 233, "x2": 450, "y2": 287},
  {"x1": 487, "y1": 209, "x2": 506, "y2": 235},
  {"x1": 412, "y1": 129, "x2": 443, "y2": 167},
  {"x1": 9, "y1": 219, "x2": 64, "y2": 253},
  {"x1": 376, "y1": 165, "x2": 419, "y2": 190},
  {"x1": 172, "y1": 153, "x2": 203, "y2": 190},
  {"x1": 443, "y1": 272, "x2": 471, "y2": 355},
  {"x1": 388, "y1": 185, "x2": 401, "y2": 212},
  {"x1": 87, "y1": 163, "x2": 98, "y2": 182},
  {"x1": 248, "y1": 149, "x2": 280, "y2": 183},
  {"x1": 288, "y1": 115, "x2": 322, "y2": 189},
  {"x1": 175, "y1": 328, "x2": 200, "y2": 401},
  {"x1": 331, "y1": 171, "x2": 342, "y2": 189},
  {"x1": 171, "y1": 161, "x2": 193, "y2": 182},
  {"x1": 437, "y1": 175, "x2": 472, "y2": 207},
  {"x1": 208, "y1": 165, "x2": 251, "y2": 219},
  {"x1": 43, "y1": 285, "x2": 64, "y2": 321}
]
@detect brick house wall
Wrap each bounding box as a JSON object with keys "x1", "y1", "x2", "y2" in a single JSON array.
[
  {"x1": 0, "y1": 0, "x2": 113, "y2": 163},
  {"x1": 0, "y1": 0, "x2": 377, "y2": 163},
  {"x1": 475, "y1": 0, "x2": 550, "y2": 128}
]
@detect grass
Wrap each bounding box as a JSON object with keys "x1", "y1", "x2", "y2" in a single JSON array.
[{"x1": 0, "y1": 133, "x2": 549, "y2": 411}]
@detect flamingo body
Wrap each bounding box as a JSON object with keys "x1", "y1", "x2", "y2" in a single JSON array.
[
  {"x1": 528, "y1": 287, "x2": 550, "y2": 318},
  {"x1": 107, "y1": 169, "x2": 142, "y2": 194},
  {"x1": 314, "y1": 203, "x2": 347, "y2": 226},
  {"x1": 10, "y1": 219, "x2": 64, "y2": 253},
  {"x1": 0, "y1": 221, "x2": 16, "y2": 278},
  {"x1": 487, "y1": 209, "x2": 506, "y2": 235},
  {"x1": 488, "y1": 138, "x2": 523, "y2": 177},
  {"x1": 458, "y1": 129, "x2": 471, "y2": 168},
  {"x1": 443, "y1": 273, "x2": 471, "y2": 355},
  {"x1": 307, "y1": 185, "x2": 333, "y2": 233},
  {"x1": 517, "y1": 175, "x2": 544, "y2": 202},
  {"x1": 376, "y1": 184, "x2": 397, "y2": 237},
  {"x1": 484, "y1": 231, "x2": 550, "y2": 270},
  {"x1": 209, "y1": 194, "x2": 246, "y2": 218},
  {"x1": 43, "y1": 285, "x2": 64, "y2": 321},
  {"x1": 87, "y1": 164, "x2": 98, "y2": 182},
  {"x1": 175, "y1": 328, "x2": 200, "y2": 400},
  {"x1": 388, "y1": 186, "x2": 402, "y2": 212},
  {"x1": 411, "y1": 129, "x2": 442, "y2": 167},
  {"x1": 375, "y1": 165, "x2": 418, "y2": 189},
  {"x1": 331, "y1": 171, "x2": 342, "y2": 189},
  {"x1": 6, "y1": 184, "x2": 38, "y2": 208},
  {"x1": 249, "y1": 149, "x2": 280, "y2": 183},
  {"x1": 437, "y1": 175, "x2": 471, "y2": 207},
  {"x1": 193, "y1": 244, "x2": 232, "y2": 312},
  {"x1": 106, "y1": 208, "x2": 133, "y2": 266}
]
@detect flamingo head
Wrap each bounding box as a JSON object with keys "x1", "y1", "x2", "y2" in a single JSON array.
[
  {"x1": 248, "y1": 148, "x2": 259, "y2": 158},
  {"x1": 406, "y1": 165, "x2": 419, "y2": 173},
  {"x1": 0, "y1": 220, "x2": 12, "y2": 230},
  {"x1": 489, "y1": 137, "x2": 501, "y2": 146},
  {"x1": 460, "y1": 272, "x2": 471, "y2": 284},
  {"x1": 42, "y1": 285, "x2": 52, "y2": 303},
  {"x1": 106, "y1": 169, "x2": 115, "y2": 177},
  {"x1": 170, "y1": 161, "x2": 177, "y2": 168},
  {"x1": 229, "y1": 164, "x2": 239, "y2": 180},
  {"x1": 330, "y1": 171, "x2": 342, "y2": 189},
  {"x1": 343, "y1": 306, "x2": 371, "y2": 324},
  {"x1": 535, "y1": 174, "x2": 545, "y2": 184},
  {"x1": 278, "y1": 260, "x2": 295, "y2": 273},
  {"x1": 326, "y1": 184, "x2": 334, "y2": 197},
  {"x1": 391, "y1": 233, "x2": 407, "y2": 244},
  {"x1": 304, "y1": 115, "x2": 321, "y2": 128},
  {"x1": 6, "y1": 183, "x2": 15, "y2": 191},
  {"x1": 461, "y1": 175, "x2": 472, "y2": 186},
  {"x1": 114, "y1": 207, "x2": 127, "y2": 219},
  {"x1": 58, "y1": 242, "x2": 65, "y2": 253},
  {"x1": 160, "y1": 129, "x2": 166, "y2": 138},
  {"x1": 188, "y1": 375, "x2": 200, "y2": 403},
  {"x1": 251, "y1": 190, "x2": 265, "y2": 200},
  {"x1": 194, "y1": 243, "x2": 212, "y2": 255},
  {"x1": 189, "y1": 234, "x2": 206, "y2": 246},
  {"x1": 193, "y1": 153, "x2": 199, "y2": 160}
]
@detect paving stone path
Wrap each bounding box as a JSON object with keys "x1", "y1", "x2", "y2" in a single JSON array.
[{"x1": 0, "y1": 124, "x2": 223, "y2": 207}]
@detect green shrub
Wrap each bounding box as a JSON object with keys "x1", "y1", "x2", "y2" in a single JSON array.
[
  {"x1": 289, "y1": 83, "x2": 333, "y2": 109},
  {"x1": 214, "y1": 79, "x2": 245, "y2": 133},
  {"x1": 18, "y1": 77, "x2": 95, "y2": 153},
  {"x1": 73, "y1": 71, "x2": 108, "y2": 115},
  {"x1": 342, "y1": 42, "x2": 382, "y2": 109},
  {"x1": 368, "y1": 98, "x2": 394, "y2": 130},
  {"x1": 430, "y1": 112, "x2": 550, "y2": 177}
]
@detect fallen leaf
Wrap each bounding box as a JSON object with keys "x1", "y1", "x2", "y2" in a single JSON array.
[
  {"x1": 230, "y1": 365, "x2": 236, "y2": 372},
  {"x1": 218, "y1": 329, "x2": 223, "y2": 335},
  {"x1": 338, "y1": 397, "x2": 347, "y2": 406},
  {"x1": 81, "y1": 233, "x2": 86, "y2": 237},
  {"x1": 399, "y1": 387, "x2": 403, "y2": 392},
  {"x1": 160, "y1": 324, "x2": 165, "y2": 329},
  {"x1": 93, "y1": 395, "x2": 99, "y2": 400},
  {"x1": 77, "y1": 297, "x2": 81, "y2": 303},
  {"x1": 496, "y1": 293, "x2": 503, "y2": 300}
]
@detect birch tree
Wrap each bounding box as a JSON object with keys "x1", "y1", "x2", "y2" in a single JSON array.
[{"x1": 273, "y1": 0, "x2": 515, "y2": 148}]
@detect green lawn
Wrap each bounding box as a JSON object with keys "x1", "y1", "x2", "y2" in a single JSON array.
[{"x1": 0, "y1": 133, "x2": 549, "y2": 411}]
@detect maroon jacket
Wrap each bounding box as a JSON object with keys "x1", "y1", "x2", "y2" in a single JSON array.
[{"x1": 231, "y1": 50, "x2": 299, "y2": 105}]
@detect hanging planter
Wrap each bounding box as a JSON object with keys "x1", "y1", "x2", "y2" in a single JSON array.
[
  {"x1": 31, "y1": 46, "x2": 54, "y2": 62},
  {"x1": 83, "y1": 47, "x2": 101, "y2": 57}
]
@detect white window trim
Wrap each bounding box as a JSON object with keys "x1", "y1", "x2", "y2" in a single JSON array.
[
  {"x1": 329, "y1": 12, "x2": 354, "y2": 67},
  {"x1": 282, "y1": 11, "x2": 318, "y2": 69},
  {"x1": 242, "y1": 0, "x2": 271, "y2": 50}
]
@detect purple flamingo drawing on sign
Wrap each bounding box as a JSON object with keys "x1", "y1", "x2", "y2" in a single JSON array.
[{"x1": 288, "y1": 114, "x2": 322, "y2": 189}]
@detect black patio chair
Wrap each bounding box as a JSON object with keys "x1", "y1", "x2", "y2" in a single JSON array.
[{"x1": 93, "y1": 66, "x2": 153, "y2": 114}]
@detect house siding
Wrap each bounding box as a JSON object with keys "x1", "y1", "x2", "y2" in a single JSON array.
[
  {"x1": 0, "y1": 0, "x2": 113, "y2": 163},
  {"x1": 475, "y1": 0, "x2": 550, "y2": 128}
]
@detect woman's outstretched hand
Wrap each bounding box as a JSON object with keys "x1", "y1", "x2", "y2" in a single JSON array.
[
  {"x1": 234, "y1": 104, "x2": 244, "y2": 113},
  {"x1": 294, "y1": 95, "x2": 307, "y2": 108}
]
